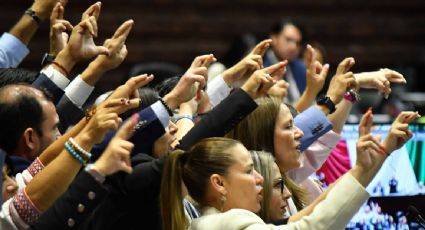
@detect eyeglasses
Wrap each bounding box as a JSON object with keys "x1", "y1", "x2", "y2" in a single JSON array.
[{"x1": 273, "y1": 178, "x2": 285, "y2": 194}]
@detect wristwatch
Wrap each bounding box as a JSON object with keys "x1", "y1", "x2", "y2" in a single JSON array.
[
  {"x1": 41, "y1": 53, "x2": 55, "y2": 67},
  {"x1": 24, "y1": 8, "x2": 41, "y2": 25},
  {"x1": 316, "y1": 95, "x2": 336, "y2": 114}
]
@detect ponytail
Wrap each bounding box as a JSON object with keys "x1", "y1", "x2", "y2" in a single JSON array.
[{"x1": 161, "y1": 150, "x2": 187, "y2": 230}]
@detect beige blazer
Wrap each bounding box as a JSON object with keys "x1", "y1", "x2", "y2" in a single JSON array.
[{"x1": 189, "y1": 173, "x2": 369, "y2": 230}]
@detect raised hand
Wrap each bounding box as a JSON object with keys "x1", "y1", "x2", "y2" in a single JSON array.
[
  {"x1": 222, "y1": 39, "x2": 272, "y2": 86},
  {"x1": 241, "y1": 61, "x2": 287, "y2": 99},
  {"x1": 49, "y1": 2, "x2": 73, "y2": 56},
  {"x1": 326, "y1": 57, "x2": 356, "y2": 105},
  {"x1": 109, "y1": 74, "x2": 154, "y2": 101},
  {"x1": 32, "y1": 0, "x2": 67, "y2": 21},
  {"x1": 382, "y1": 111, "x2": 420, "y2": 153},
  {"x1": 162, "y1": 57, "x2": 210, "y2": 110},
  {"x1": 81, "y1": 20, "x2": 134, "y2": 85},
  {"x1": 305, "y1": 44, "x2": 329, "y2": 96},
  {"x1": 80, "y1": 98, "x2": 139, "y2": 144},
  {"x1": 60, "y1": 2, "x2": 109, "y2": 63},
  {"x1": 93, "y1": 113, "x2": 139, "y2": 175},
  {"x1": 355, "y1": 68, "x2": 406, "y2": 99},
  {"x1": 267, "y1": 79, "x2": 289, "y2": 100}
]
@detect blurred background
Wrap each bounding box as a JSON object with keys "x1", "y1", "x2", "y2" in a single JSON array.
[{"x1": 1, "y1": 0, "x2": 425, "y2": 115}]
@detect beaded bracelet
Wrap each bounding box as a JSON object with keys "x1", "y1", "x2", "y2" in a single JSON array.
[
  {"x1": 68, "y1": 137, "x2": 92, "y2": 161},
  {"x1": 65, "y1": 142, "x2": 87, "y2": 166},
  {"x1": 158, "y1": 97, "x2": 173, "y2": 116}
]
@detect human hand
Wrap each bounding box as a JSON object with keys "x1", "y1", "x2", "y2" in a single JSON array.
[
  {"x1": 241, "y1": 61, "x2": 288, "y2": 99},
  {"x1": 222, "y1": 39, "x2": 271, "y2": 87},
  {"x1": 382, "y1": 111, "x2": 420, "y2": 153},
  {"x1": 82, "y1": 20, "x2": 134, "y2": 86},
  {"x1": 80, "y1": 98, "x2": 139, "y2": 144},
  {"x1": 93, "y1": 113, "x2": 139, "y2": 175},
  {"x1": 60, "y1": 2, "x2": 109, "y2": 63},
  {"x1": 49, "y1": 2, "x2": 73, "y2": 56},
  {"x1": 355, "y1": 68, "x2": 406, "y2": 99},
  {"x1": 32, "y1": 0, "x2": 67, "y2": 21},
  {"x1": 305, "y1": 44, "x2": 329, "y2": 96},
  {"x1": 326, "y1": 57, "x2": 356, "y2": 105},
  {"x1": 109, "y1": 74, "x2": 154, "y2": 101},
  {"x1": 164, "y1": 61, "x2": 208, "y2": 110},
  {"x1": 267, "y1": 79, "x2": 289, "y2": 100}
]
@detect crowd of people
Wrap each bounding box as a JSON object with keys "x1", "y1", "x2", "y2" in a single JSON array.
[{"x1": 0, "y1": 0, "x2": 421, "y2": 229}]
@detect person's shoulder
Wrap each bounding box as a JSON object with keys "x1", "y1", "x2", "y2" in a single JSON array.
[{"x1": 190, "y1": 209, "x2": 264, "y2": 230}]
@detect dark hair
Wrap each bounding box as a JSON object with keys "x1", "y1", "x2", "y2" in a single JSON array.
[
  {"x1": 0, "y1": 84, "x2": 51, "y2": 153},
  {"x1": 0, "y1": 68, "x2": 38, "y2": 88},
  {"x1": 161, "y1": 137, "x2": 240, "y2": 230},
  {"x1": 270, "y1": 18, "x2": 306, "y2": 43},
  {"x1": 154, "y1": 76, "x2": 180, "y2": 98},
  {"x1": 221, "y1": 34, "x2": 257, "y2": 68}
]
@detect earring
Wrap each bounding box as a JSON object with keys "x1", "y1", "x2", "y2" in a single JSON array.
[{"x1": 220, "y1": 194, "x2": 227, "y2": 212}]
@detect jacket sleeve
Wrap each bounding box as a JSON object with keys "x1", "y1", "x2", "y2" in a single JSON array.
[
  {"x1": 28, "y1": 171, "x2": 108, "y2": 230},
  {"x1": 287, "y1": 131, "x2": 341, "y2": 184},
  {"x1": 31, "y1": 73, "x2": 64, "y2": 105},
  {"x1": 294, "y1": 105, "x2": 333, "y2": 152},
  {"x1": 179, "y1": 89, "x2": 258, "y2": 151}
]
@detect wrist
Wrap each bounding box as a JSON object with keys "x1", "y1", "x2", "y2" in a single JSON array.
[
  {"x1": 86, "y1": 163, "x2": 106, "y2": 183},
  {"x1": 81, "y1": 62, "x2": 104, "y2": 86},
  {"x1": 29, "y1": 4, "x2": 48, "y2": 21},
  {"x1": 221, "y1": 70, "x2": 235, "y2": 87},
  {"x1": 74, "y1": 132, "x2": 96, "y2": 149},
  {"x1": 55, "y1": 49, "x2": 77, "y2": 76},
  {"x1": 163, "y1": 93, "x2": 179, "y2": 110}
]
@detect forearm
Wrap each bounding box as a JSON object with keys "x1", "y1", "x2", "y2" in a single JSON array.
[
  {"x1": 173, "y1": 107, "x2": 195, "y2": 147},
  {"x1": 25, "y1": 132, "x2": 95, "y2": 212},
  {"x1": 328, "y1": 99, "x2": 353, "y2": 133},
  {"x1": 80, "y1": 62, "x2": 105, "y2": 86},
  {"x1": 9, "y1": 14, "x2": 39, "y2": 45},
  {"x1": 38, "y1": 119, "x2": 87, "y2": 165},
  {"x1": 294, "y1": 88, "x2": 318, "y2": 112}
]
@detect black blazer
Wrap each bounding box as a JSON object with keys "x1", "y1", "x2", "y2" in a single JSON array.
[
  {"x1": 32, "y1": 73, "x2": 84, "y2": 133},
  {"x1": 29, "y1": 171, "x2": 108, "y2": 229},
  {"x1": 84, "y1": 89, "x2": 258, "y2": 230}
]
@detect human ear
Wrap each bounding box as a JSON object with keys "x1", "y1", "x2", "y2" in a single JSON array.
[
  {"x1": 210, "y1": 174, "x2": 227, "y2": 196},
  {"x1": 23, "y1": 128, "x2": 38, "y2": 151}
]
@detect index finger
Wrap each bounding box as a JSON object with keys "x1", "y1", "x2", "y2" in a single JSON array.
[
  {"x1": 359, "y1": 107, "x2": 373, "y2": 136},
  {"x1": 50, "y1": 2, "x2": 63, "y2": 21},
  {"x1": 395, "y1": 111, "x2": 419, "y2": 124},
  {"x1": 336, "y1": 57, "x2": 355, "y2": 75},
  {"x1": 250, "y1": 39, "x2": 272, "y2": 56},
  {"x1": 190, "y1": 54, "x2": 213, "y2": 69},
  {"x1": 82, "y1": 2, "x2": 101, "y2": 20},
  {"x1": 112, "y1": 20, "x2": 134, "y2": 44},
  {"x1": 263, "y1": 60, "x2": 288, "y2": 75}
]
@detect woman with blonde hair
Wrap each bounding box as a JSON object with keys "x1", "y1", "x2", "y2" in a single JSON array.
[{"x1": 161, "y1": 108, "x2": 418, "y2": 229}]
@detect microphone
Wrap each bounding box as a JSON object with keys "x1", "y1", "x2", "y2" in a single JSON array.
[{"x1": 407, "y1": 205, "x2": 425, "y2": 228}]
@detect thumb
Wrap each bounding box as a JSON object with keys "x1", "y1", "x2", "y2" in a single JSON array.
[
  {"x1": 119, "y1": 157, "x2": 133, "y2": 174},
  {"x1": 95, "y1": 46, "x2": 110, "y2": 56},
  {"x1": 115, "y1": 113, "x2": 139, "y2": 140}
]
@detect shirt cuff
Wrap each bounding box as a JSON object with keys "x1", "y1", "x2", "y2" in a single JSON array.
[
  {"x1": 151, "y1": 101, "x2": 171, "y2": 129},
  {"x1": 206, "y1": 75, "x2": 231, "y2": 108},
  {"x1": 64, "y1": 75, "x2": 94, "y2": 108},
  {"x1": 0, "y1": 33, "x2": 29, "y2": 68},
  {"x1": 317, "y1": 130, "x2": 341, "y2": 149},
  {"x1": 40, "y1": 65, "x2": 70, "y2": 90}
]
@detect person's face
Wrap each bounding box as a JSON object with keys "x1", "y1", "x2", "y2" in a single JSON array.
[
  {"x1": 153, "y1": 121, "x2": 178, "y2": 158},
  {"x1": 271, "y1": 25, "x2": 302, "y2": 62},
  {"x1": 222, "y1": 144, "x2": 264, "y2": 213},
  {"x1": 268, "y1": 163, "x2": 292, "y2": 221},
  {"x1": 2, "y1": 165, "x2": 18, "y2": 202},
  {"x1": 32, "y1": 100, "x2": 60, "y2": 160},
  {"x1": 273, "y1": 104, "x2": 304, "y2": 172}
]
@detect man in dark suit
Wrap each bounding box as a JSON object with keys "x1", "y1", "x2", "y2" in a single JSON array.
[{"x1": 264, "y1": 19, "x2": 306, "y2": 104}]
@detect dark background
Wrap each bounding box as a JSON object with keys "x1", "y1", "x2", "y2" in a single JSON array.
[{"x1": 1, "y1": 0, "x2": 425, "y2": 95}]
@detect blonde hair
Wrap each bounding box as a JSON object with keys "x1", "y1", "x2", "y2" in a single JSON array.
[{"x1": 160, "y1": 137, "x2": 240, "y2": 230}]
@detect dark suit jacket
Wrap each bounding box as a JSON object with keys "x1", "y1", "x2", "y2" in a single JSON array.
[
  {"x1": 83, "y1": 89, "x2": 258, "y2": 230},
  {"x1": 32, "y1": 73, "x2": 84, "y2": 133},
  {"x1": 28, "y1": 171, "x2": 108, "y2": 230}
]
